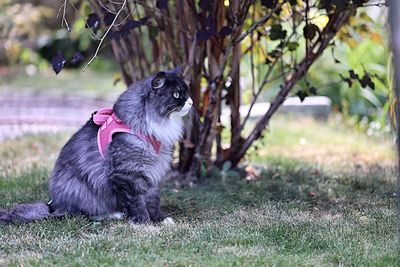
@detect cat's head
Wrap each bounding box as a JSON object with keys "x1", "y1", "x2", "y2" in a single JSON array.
[
  {"x1": 114, "y1": 69, "x2": 192, "y2": 143},
  {"x1": 145, "y1": 70, "x2": 193, "y2": 120}
]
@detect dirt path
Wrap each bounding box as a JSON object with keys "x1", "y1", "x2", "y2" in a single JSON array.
[{"x1": 0, "y1": 92, "x2": 112, "y2": 140}]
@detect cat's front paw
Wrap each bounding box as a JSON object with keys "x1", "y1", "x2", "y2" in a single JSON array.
[
  {"x1": 161, "y1": 217, "x2": 175, "y2": 225},
  {"x1": 128, "y1": 214, "x2": 151, "y2": 225}
]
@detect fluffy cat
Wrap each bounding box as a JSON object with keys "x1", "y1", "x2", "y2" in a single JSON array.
[{"x1": 0, "y1": 70, "x2": 192, "y2": 224}]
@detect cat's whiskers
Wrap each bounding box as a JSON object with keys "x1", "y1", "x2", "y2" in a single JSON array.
[
  {"x1": 190, "y1": 107, "x2": 203, "y2": 130},
  {"x1": 162, "y1": 107, "x2": 179, "y2": 123}
]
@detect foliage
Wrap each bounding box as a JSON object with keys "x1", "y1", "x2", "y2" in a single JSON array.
[
  {"x1": 0, "y1": 0, "x2": 53, "y2": 66},
  {"x1": 306, "y1": 11, "x2": 392, "y2": 135},
  {"x1": 48, "y1": 0, "x2": 387, "y2": 177}
]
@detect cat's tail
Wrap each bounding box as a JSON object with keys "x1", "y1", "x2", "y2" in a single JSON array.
[{"x1": 0, "y1": 202, "x2": 50, "y2": 224}]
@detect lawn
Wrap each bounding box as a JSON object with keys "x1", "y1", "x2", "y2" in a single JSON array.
[{"x1": 0, "y1": 117, "x2": 398, "y2": 266}]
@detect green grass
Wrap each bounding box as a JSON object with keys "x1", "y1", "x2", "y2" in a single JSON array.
[{"x1": 0, "y1": 117, "x2": 398, "y2": 266}]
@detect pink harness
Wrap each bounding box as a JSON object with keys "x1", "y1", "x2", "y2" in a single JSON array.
[{"x1": 93, "y1": 108, "x2": 161, "y2": 159}]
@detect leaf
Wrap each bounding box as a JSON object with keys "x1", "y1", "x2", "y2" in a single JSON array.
[
  {"x1": 308, "y1": 191, "x2": 317, "y2": 197},
  {"x1": 360, "y1": 11, "x2": 374, "y2": 23},
  {"x1": 204, "y1": 16, "x2": 217, "y2": 35},
  {"x1": 296, "y1": 90, "x2": 308, "y2": 102},
  {"x1": 256, "y1": 30, "x2": 263, "y2": 41},
  {"x1": 332, "y1": 0, "x2": 349, "y2": 10},
  {"x1": 86, "y1": 13, "x2": 101, "y2": 33},
  {"x1": 309, "y1": 86, "x2": 317, "y2": 95},
  {"x1": 122, "y1": 20, "x2": 142, "y2": 30},
  {"x1": 196, "y1": 30, "x2": 212, "y2": 41},
  {"x1": 370, "y1": 32, "x2": 383, "y2": 44},
  {"x1": 199, "y1": 0, "x2": 213, "y2": 11},
  {"x1": 360, "y1": 73, "x2": 375, "y2": 90},
  {"x1": 69, "y1": 52, "x2": 84, "y2": 65},
  {"x1": 140, "y1": 17, "x2": 149, "y2": 24},
  {"x1": 331, "y1": 47, "x2": 341, "y2": 64},
  {"x1": 303, "y1": 23, "x2": 319, "y2": 40},
  {"x1": 245, "y1": 165, "x2": 261, "y2": 181},
  {"x1": 261, "y1": 0, "x2": 277, "y2": 8},
  {"x1": 268, "y1": 49, "x2": 282, "y2": 58},
  {"x1": 104, "y1": 12, "x2": 116, "y2": 26},
  {"x1": 51, "y1": 51, "x2": 66, "y2": 75},
  {"x1": 219, "y1": 26, "x2": 233, "y2": 37},
  {"x1": 287, "y1": 41, "x2": 299, "y2": 51},
  {"x1": 113, "y1": 73, "x2": 121, "y2": 86},
  {"x1": 270, "y1": 24, "x2": 287, "y2": 41},
  {"x1": 156, "y1": 0, "x2": 168, "y2": 9},
  {"x1": 353, "y1": 0, "x2": 368, "y2": 7},
  {"x1": 118, "y1": 18, "x2": 148, "y2": 37},
  {"x1": 349, "y1": 70, "x2": 359, "y2": 80},
  {"x1": 340, "y1": 74, "x2": 353, "y2": 87}
]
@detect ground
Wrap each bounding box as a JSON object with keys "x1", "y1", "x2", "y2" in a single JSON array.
[{"x1": 0, "y1": 114, "x2": 397, "y2": 266}]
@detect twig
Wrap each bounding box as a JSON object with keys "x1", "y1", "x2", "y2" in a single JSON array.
[
  {"x1": 250, "y1": 4, "x2": 256, "y2": 97},
  {"x1": 135, "y1": 0, "x2": 193, "y2": 40},
  {"x1": 83, "y1": 0, "x2": 127, "y2": 72},
  {"x1": 183, "y1": 35, "x2": 197, "y2": 78},
  {"x1": 114, "y1": 5, "x2": 137, "y2": 27},
  {"x1": 228, "y1": 7, "x2": 356, "y2": 166},
  {"x1": 58, "y1": 0, "x2": 71, "y2": 31},
  {"x1": 240, "y1": 59, "x2": 278, "y2": 132},
  {"x1": 240, "y1": 31, "x2": 295, "y2": 131},
  {"x1": 97, "y1": 0, "x2": 117, "y2": 14},
  {"x1": 234, "y1": 1, "x2": 287, "y2": 44},
  {"x1": 109, "y1": 0, "x2": 124, "y2": 4},
  {"x1": 68, "y1": 0, "x2": 101, "y2": 40}
]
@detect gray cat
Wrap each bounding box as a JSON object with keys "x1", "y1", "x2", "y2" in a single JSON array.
[{"x1": 0, "y1": 70, "x2": 192, "y2": 224}]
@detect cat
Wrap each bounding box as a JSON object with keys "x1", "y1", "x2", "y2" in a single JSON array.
[{"x1": 0, "y1": 69, "x2": 192, "y2": 224}]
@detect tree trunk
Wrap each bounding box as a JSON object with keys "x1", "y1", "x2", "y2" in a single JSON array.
[{"x1": 388, "y1": 0, "x2": 400, "y2": 205}]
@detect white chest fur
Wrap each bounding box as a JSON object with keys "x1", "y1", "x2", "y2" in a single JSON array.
[
  {"x1": 145, "y1": 116, "x2": 183, "y2": 184},
  {"x1": 146, "y1": 149, "x2": 173, "y2": 184}
]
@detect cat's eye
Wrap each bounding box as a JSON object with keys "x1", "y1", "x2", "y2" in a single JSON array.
[{"x1": 173, "y1": 92, "x2": 180, "y2": 99}]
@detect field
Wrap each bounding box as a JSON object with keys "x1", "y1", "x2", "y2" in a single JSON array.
[{"x1": 0, "y1": 116, "x2": 398, "y2": 266}]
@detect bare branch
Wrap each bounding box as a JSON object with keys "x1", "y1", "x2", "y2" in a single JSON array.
[
  {"x1": 109, "y1": 0, "x2": 124, "y2": 4},
  {"x1": 234, "y1": 1, "x2": 287, "y2": 44},
  {"x1": 228, "y1": 7, "x2": 356, "y2": 166},
  {"x1": 250, "y1": 4, "x2": 256, "y2": 97},
  {"x1": 240, "y1": 30, "x2": 296, "y2": 131},
  {"x1": 83, "y1": 0, "x2": 127, "y2": 72},
  {"x1": 68, "y1": 0, "x2": 101, "y2": 40},
  {"x1": 135, "y1": 0, "x2": 193, "y2": 40},
  {"x1": 57, "y1": 0, "x2": 71, "y2": 31},
  {"x1": 114, "y1": 5, "x2": 136, "y2": 26},
  {"x1": 240, "y1": 59, "x2": 278, "y2": 132},
  {"x1": 97, "y1": 0, "x2": 117, "y2": 14}
]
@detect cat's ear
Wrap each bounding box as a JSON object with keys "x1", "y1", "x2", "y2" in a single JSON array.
[
  {"x1": 171, "y1": 66, "x2": 183, "y2": 76},
  {"x1": 151, "y1": 71, "x2": 166, "y2": 90}
]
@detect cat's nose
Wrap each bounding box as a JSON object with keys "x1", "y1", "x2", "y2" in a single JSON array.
[{"x1": 187, "y1": 98, "x2": 193, "y2": 106}]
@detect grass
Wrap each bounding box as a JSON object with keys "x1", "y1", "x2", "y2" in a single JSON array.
[{"x1": 0, "y1": 117, "x2": 398, "y2": 266}]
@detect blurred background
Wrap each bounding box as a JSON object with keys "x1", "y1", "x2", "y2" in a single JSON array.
[{"x1": 0, "y1": 0, "x2": 392, "y2": 138}]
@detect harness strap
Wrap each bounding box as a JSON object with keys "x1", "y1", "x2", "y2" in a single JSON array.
[{"x1": 93, "y1": 108, "x2": 161, "y2": 159}]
